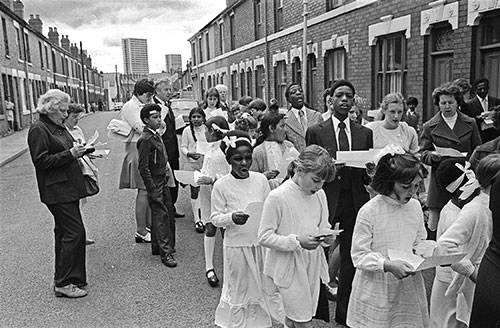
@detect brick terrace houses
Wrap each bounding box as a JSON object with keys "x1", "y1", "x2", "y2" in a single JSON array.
[{"x1": 188, "y1": 0, "x2": 500, "y2": 123}]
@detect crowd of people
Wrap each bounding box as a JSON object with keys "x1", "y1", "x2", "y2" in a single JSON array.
[{"x1": 26, "y1": 76, "x2": 500, "y2": 328}]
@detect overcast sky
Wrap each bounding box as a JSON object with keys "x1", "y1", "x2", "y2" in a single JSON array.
[{"x1": 22, "y1": 0, "x2": 226, "y2": 73}]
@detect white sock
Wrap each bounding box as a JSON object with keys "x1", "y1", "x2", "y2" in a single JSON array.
[
  {"x1": 190, "y1": 199, "x2": 200, "y2": 223},
  {"x1": 204, "y1": 235, "x2": 215, "y2": 272}
]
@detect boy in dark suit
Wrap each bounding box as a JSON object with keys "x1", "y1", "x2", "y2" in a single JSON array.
[
  {"x1": 137, "y1": 104, "x2": 177, "y2": 268},
  {"x1": 306, "y1": 79, "x2": 373, "y2": 325}
]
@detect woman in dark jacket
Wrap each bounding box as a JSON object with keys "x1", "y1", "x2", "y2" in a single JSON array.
[
  {"x1": 420, "y1": 82, "x2": 482, "y2": 233},
  {"x1": 28, "y1": 89, "x2": 89, "y2": 298}
]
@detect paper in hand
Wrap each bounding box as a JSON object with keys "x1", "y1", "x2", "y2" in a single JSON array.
[
  {"x1": 175, "y1": 115, "x2": 186, "y2": 130},
  {"x1": 432, "y1": 144, "x2": 466, "y2": 157},
  {"x1": 175, "y1": 170, "x2": 196, "y2": 186},
  {"x1": 196, "y1": 141, "x2": 209, "y2": 155},
  {"x1": 388, "y1": 249, "x2": 466, "y2": 272},
  {"x1": 85, "y1": 131, "x2": 99, "y2": 148}
]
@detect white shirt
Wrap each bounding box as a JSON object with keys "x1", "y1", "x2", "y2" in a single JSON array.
[
  {"x1": 477, "y1": 95, "x2": 488, "y2": 112},
  {"x1": 331, "y1": 115, "x2": 352, "y2": 150},
  {"x1": 441, "y1": 112, "x2": 458, "y2": 130}
]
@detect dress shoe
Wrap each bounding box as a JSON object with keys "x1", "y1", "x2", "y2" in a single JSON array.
[
  {"x1": 135, "y1": 232, "x2": 151, "y2": 243},
  {"x1": 162, "y1": 254, "x2": 177, "y2": 268},
  {"x1": 54, "y1": 284, "x2": 88, "y2": 298},
  {"x1": 206, "y1": 269, "x2": 219, "y2": 287},
  {"x1": 85, "y1": 239, "x2": 95, "y2": 245},
  {"x1": 174, "y1": 212, "x2": 185, "y2": 218}
]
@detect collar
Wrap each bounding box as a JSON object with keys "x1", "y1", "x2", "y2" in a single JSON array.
[
  {"x1": 428, "y1": 110, "x2": 473, "y2": 127},
  {"x1": 39, "y1": 114, "x2": 65, "y2": 133},
  {"x1": 290, "y1": 106, "x2": 307, "y2": 119},
  {"x1": 154, "y1": 96, "x2": 167, "y2": 106},
  {"x1": 147, "y1": 127, "x2": 158, "y2": 135},
  {"x1": 477, "y1": 95, "x2": 487, "y2": 102},
  {"x1": 331, "y1": 115, "x2": 351, "y2": 135}
]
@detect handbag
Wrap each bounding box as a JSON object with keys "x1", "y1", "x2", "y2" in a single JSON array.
[
  {"x1": 78, "y1": 155, "x2": 99, "y2": 197},
  {"x1": 107, "y1": 118, "x2": 132, "y2": 141}
]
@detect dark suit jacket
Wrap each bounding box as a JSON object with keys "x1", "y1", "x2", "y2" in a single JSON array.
[
  {"x1": 463, "y1": 96, "x2": 500, "y2": 142},
  {"x1": 420, "y1": 111, "x2": 482, "y2": 208},
  {"x1": 154, "y1": 96, "x2": 180, "y2": 170},
  {"x1": 285, "y1": 107, "x2": 323, "y2": 152},
  {"x1": 306, "y1": 118, "x2": 373, "y2": 221},
  {"x1": 28, "y1": 114, "x2": 87, "y2": 205},
  {"x1": 137, "y1": 129, "x2": 171, "y2": 191}
]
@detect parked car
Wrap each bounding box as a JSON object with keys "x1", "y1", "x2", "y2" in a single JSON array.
[
  {"x1": 113, "y1": 102, "x2": 123, "y2": 111},
  {"x1": 170, "y1": 98, "x2": 199, "y2": 133}
]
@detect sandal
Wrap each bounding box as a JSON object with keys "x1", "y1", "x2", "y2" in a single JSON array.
[
  {"x1": 206, "y1": 269, "x2": 219, "y2": 287},
  {"x1": 195, "y1": 221, "x2": 205, "y2": 233}
]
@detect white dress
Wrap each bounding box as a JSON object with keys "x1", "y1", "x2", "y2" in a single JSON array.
[
  {"x1": 211, "y1": 172, "x2": 283, "y2": 328},
  {"x1": 180, "y1": 124, "x2": 206, "y2": 171},
  {"x1": 199, "y1": 140, "x2": 230, "y2": 223},
  {"x1": 347, "y1": 195, "x2": 429, "y2": 328},
  {"x1": 258, "y1": 179, "x2": 330, "y2": 322},
  {"x1": 435, "y1": 192, "x2": 492, "y2": 327},
  {"x1": 365, "y1": 121, "x2": 419, "y2": 153}
]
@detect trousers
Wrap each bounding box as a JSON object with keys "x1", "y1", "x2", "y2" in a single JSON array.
[{"x1": 148, "y1": 175, "x2": 176, "y2": 257}]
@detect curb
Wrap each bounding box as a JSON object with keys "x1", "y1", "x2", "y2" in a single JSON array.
[{"x1": 0, "y1": 147, "x2": 28, "y2": 168}]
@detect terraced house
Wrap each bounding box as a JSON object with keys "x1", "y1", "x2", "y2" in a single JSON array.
[{"x1": 188, "y1": 0, "x2": 500, "y2": 123}]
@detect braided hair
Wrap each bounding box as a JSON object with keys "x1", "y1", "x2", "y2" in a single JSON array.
[{"x1": 188, "y1": 107, "x2": 206, "y2": 143}]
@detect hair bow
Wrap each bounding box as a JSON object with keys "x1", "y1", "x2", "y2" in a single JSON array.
[
  {"x1": 222, "y1": 136, "x2": 252, "y2": 153},
  {"x1": 446, "y1": 162, "x2": 480, "y2": 200},
  {"x1": 211, "y1": 123, "x2": 229, "y2": 134},
  {"x1": 373, "y1": 144, "x2": 406, "y2": 165},
  {"x1": 241, "y1": 112, "x2": 251, "y2": 119}
]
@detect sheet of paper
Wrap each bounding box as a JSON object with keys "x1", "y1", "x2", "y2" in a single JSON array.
[
  {"x1": 86, "y1": 130, "x2": 99, "y2": 147},
  {"x1": 313, "y1": 228, "x2": 343, "y2": 238},
  {"x1": 433, "y1": 144, "x2": 466, "y2": 157},
  {"x1": 196, "y1": 141, "x2": 209, "y2": 155},
  {"x1": 336, "y1": 150, "x2": 376, "y2": 168},
  {"x1": 243, "y1": 202, "x2": 264, "y2": 233},
  {"x1": 92, "y1": 149, "x2": 110, "y2": 157},
  {"x1": 277, "y1": 148, "x2": 300, "y2": 179},
  {"x1": 175, "y1": 115, "x2": 186, "y2": 130},
  {"x1": 388, "y1": 249, "x2": 466, "y2": 271},
  {"x1": 174, "y1": 170, "x2": 196, "y2": 186}
]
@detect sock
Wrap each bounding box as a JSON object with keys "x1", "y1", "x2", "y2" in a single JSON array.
[
  {"x1": 204, "y1": 235, "x2": 215, "y2": 272},
  {"x1": 190, "y1": 199, "x2": 200, "y2": 223}
]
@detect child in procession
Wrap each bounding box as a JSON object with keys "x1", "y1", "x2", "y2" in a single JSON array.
[
  {"x1": 258, "y1": 145, "x2": 336, "y2": 328},
  {"x1": 211, "y1": 130, "x2": 283, "y2": 328}
]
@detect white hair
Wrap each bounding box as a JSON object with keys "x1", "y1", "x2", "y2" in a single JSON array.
[
  {"x1": 215, "y1": 84, "x2": 228, "y2": 92},
  {"x1": 36, "y1": 89, "x2": 70, "y2": 114}
]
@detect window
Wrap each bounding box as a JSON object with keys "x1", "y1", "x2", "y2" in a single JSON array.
[
  {"x1": 231, "y1": 71, "x2": 238, "y2": 100},
  {"x1": 292, "y1": 57, "x2": 301, "y2": 83},
  {"x1": 61, "y1": 54, "x2": 65, "y2": 75},
  {"x1": 274, "y1": 0, "x2": 283, "y2": 32},
  {"x1": 219, "y1": 23, "x2": 225, "y2": 54},
  {"x1": 2, "y1": 18, "x2": 9, "y2": 56},
  {"x1": 240, "y1": 69, "x2": 246, "y2": 98},
  {"x1": 230, "y1": 14, "x2": 236, "y2": 50},
  {"x1": 254, "y1": 0, "x2": 262, "y2": 40},
  {"x1": 38, "y1": 42, "x2": 43, "y2": 68},
  {"x1": 477, "y1": 13, "x2": 500, "y2": 98},
  {"x1": 44, "y1": 45, "x2": 49, "y2": 70},
  {"x1": 324, "y1": 48, "x2": 346, "y2": 88},
  {"x1": 374, "y1": 33, "x2": 407, "y2": 106},
  {"x1": 24, "y1": 32, "x2": 31, "y2": 62},
  {"x1": 52, "y1": 49, "x2": 57, "y2": 72},
  {"x1": 306, "y1": 54, "x2": 317, "y2": 107},
  {"x1": 205, "y1": 32, "x2": 210, "y2": 61},
  {"x1": 274, "y1": 60, "x2": 287, "y2": 107},
  {"x1": 198, "y1": 37, "x2": 203, "y2": 63},
  {"x1": 326, "y1": 0, "x2": 343, "y2": 11},
  {"x1": 191, "y1": 42, "x2": 197, "y2": 65},
  {"x1": 246, "y1": 68, "x2": 253, "y2": 98},
  {"x1": 15, "y1": 27, "x2": 23, "y2": 60},
  {"x1": 255, "y1": 65, "x2": 265, "y2": 99}
]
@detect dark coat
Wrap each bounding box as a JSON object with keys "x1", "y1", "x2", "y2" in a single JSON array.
[
  {"x1": 28, "y1": 114, "x2": 87, "y2": 205},
  {"x1": 305, "y1": 118, "x2": 373, "y2": 221},
  {"x1": 154, "y1": 97, "x2": 180, "y2": 170},
  {"x1": 463, "y1": 96, "x2": 500, "y2": 142},
  {"x1": 137, "y1": 129, "x2": 170, "y2": 191},
  {"x1": 420, "y1": 111, "x2": 482, "y2": 208}
]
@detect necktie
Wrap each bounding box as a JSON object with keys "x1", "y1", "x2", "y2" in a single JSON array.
[
  {"x1": 298, "y1": 109, "x2": 306, "y2": 130},
  {"x1": 481, "y1": 98, "x2": 488, "y2": 112},
  {"x1": 338, "y1": 121, "x2": 349, "y2": 151}
]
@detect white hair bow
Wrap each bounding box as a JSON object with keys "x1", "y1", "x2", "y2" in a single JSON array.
[
  {"x1": 446, "y1": 162, "x2": 480, "y2": 200},
  {"x1": 222, "y1": 136, "x2": 252, "y2": 153},
  {"x1": 211, "y1": 123, "x2": 229, "y2": 134},
  {"x1": 373, "y1": 144, "x2": 406, "y2": 165}
]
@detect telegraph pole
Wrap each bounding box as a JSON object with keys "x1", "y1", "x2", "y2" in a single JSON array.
[
  {"x1": 80, "y1": 41, "x2": 88, "y2": 112},
  {"x1": 301, "y1": 0, "x2": 308, "y2": 97}
]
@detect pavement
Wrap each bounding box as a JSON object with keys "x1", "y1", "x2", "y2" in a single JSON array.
[{"x1": 0, "y1": 113, "x2": 94, "y2": 168}]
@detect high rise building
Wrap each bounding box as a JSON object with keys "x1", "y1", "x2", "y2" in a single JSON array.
[
  {"x1": 165, "y1": 54, "x2": 182, "y2": 75},
  {"x1": 122, "y1": 38, "x2": 149, "y2": 75}
]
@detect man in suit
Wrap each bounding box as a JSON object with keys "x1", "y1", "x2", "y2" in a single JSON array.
[
  {"x1": 153, "y1": 81, "x2": 184, "y2": 218},
  {"x1": 306, "y1": 79, "x2": 373, "y2": 325},
  {"x1": 284, "y1": 82, "x2": 323, "y2": 151},
  {"x1": 215, "y1": 84, "x2": 230, "y2": 112},
  {"x1": 406, "y1": 96, "x2": 420, "y2": 133},
  {"x1": 464, "y1": 78, "x2": 500, "y2": 142}
]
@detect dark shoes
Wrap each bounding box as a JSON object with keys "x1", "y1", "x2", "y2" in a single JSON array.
[
  {"x1": 206, "y1": 269, "x2": 219, "y2": 287},
  {"x1": 135, "y1": 232, "x2": 151, "y2": 243},
  {"x1": 174, "y1": 212, "x2": 185, "y2": 218},
  {"x1": 85, "y1": 239, "x2": 95, "y2": 245},
  {"x1": 162, "y1": 254, "x2": 177, "y2": 268},
  {"x1": 195, "y1": 221, "x2": 205, "y2": 233},
  {"x1": 54, "y1": 284, "x2": 88, "y2": 298}
]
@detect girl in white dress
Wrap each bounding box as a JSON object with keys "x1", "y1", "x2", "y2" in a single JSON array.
[
  {"x1": 202, "y1": 87, "x2": 228, "y2": 120},
  {"x1": 180, "y1": 107, "x2": 207, "y2": 233},
  {"x1": 196, "y1": 116, "x2": 231, "y2": 288},
  {"x1": 211, "y1": 130, "x2": 283, "y2": 328},
  {"x1": 259, "y1": 145, "x2": 336, "y2": 328},
  {"x1": 347, "y1": 146, "x2": 430, "y2": 328}
]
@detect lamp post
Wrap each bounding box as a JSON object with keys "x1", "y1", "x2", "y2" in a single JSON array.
[{"x1": 301, "y1": 0, "x2": 308, "y2": 99}]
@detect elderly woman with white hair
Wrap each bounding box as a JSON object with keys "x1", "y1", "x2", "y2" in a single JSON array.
[{"x1": 28, "y1": 89, "x2": 89, "y2": 298}]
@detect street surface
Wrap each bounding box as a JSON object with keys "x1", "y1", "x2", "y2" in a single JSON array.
[{"x1": 0, "y1": 112, "x2": 432, "y2": 327}]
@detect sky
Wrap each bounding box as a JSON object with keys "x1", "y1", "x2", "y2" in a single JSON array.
[{"x1": 22, "y1": 0, "x2": 227, "y2": 73}]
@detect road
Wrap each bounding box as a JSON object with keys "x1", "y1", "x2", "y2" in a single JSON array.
[{"x1": 0, "y1": 112, "x2": 433, "y2": 328}]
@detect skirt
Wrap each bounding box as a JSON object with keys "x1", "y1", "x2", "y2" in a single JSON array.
[{"x1": 119, "y1": 142, "x2": 145, "y2": 190}]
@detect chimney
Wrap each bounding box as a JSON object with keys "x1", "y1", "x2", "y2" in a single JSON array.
[
  {"x1": 70, "y1": 43, "x2": 79, "y2": 57},
  {"x1": 48, "y1": 27, "x2": 59, "y2": 46},
  {"x1": 13, "y1": 0, "x2": 24, "y2": 19},
  {"x1": 28, "y1": 14, "x2": 43, "y2": 34},
  {"x1": 61, "y1": 35, "x2": 70, "y2": 51},
  {"x1": 85, "y1": 55, "x2": 92, "y2": 68}
]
